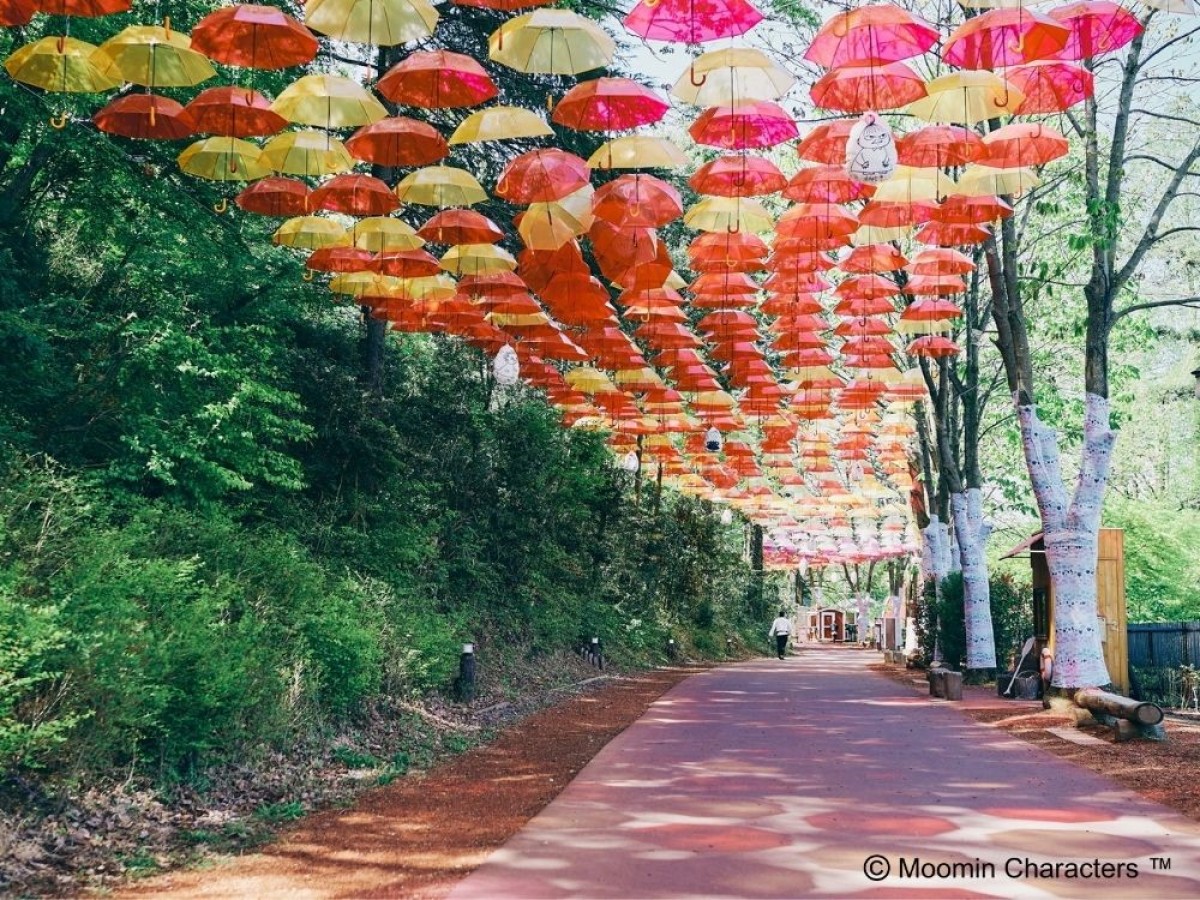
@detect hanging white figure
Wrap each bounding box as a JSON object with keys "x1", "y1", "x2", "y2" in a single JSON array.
[
  {"x1": 845, "y1": 111, "x2": 897, "y2": 184},
  {"x1": 492, "y1": 344, "x2": 520, "y2": 386}
]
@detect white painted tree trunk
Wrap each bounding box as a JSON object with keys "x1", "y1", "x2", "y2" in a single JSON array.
[
  {"x1": 922, "y1": 515, "x2": 951, "y2": 584},
  {"x1": 951, "y1": 488, "x2": 996, "y2": 671},
  {"x1": 856, "y1": 594, "x2": 870, "y2": 644},
  {"x1": 1017, "y1": 394, "x2": 1116, "y2": 688}
]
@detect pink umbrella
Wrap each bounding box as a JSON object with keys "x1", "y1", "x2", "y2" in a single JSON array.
[
  {"x1": 805, "y1": 5, "x2": 939, "y2": 68},
  {"x1": 1049, "y1": 2, "x2": 1143, "y2": 61},
  {"x1": 944, "y1": 9, "x2": 1069, "y2": 70},
  {"x1": 810, "y1": 62, "x2": 926, "y2": 113},
  {"x1": 623, "y1": 0, "x2": 763, "y2": 44},
  {"x1": 1007, "y1": 62, "x2": 1093, "y2": 114},
  {"x1": 689, "y1": 101, "x2": 797, "y2": 150}
]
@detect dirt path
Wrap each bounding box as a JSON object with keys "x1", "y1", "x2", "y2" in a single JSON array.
[{"x1": 117, "y1": 666, "x2": 707, "y2": 900}]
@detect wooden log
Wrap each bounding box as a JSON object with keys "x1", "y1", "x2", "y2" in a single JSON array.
[
  {"x1": 944, "y1": 671, "x2": 963, "y2": 701},
  {"x1": 1074, "y1": 688, "x2": 1163, "y2": 726}
]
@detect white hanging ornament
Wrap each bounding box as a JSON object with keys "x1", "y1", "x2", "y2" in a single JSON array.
[
  {"x1": 492, "y1": 344, "x2": 520, "y2": 386},
  {"x1": 845, "y1": 111, "x2": 896, "y2": 184},
  {"x1": 720, "y1": 508, "x2": 734, "y2": 525},
  {"x1": 621, "y1": 450, "x2": 640, "y2": 473},
  {"x1": 704, "y1": 426, "x2": 723, "y2": 452}
]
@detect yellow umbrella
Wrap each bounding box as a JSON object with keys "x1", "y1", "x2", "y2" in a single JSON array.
[
  {"x1": 672, "y1": 48, "x2": 796, "y2": 106},
  {"x1": 440, "y1": 243, "x2": 517, "y2": 276},
  {"x1": 664, "y1": 270, "x2": 687, "y2": 291},
  {"x1": 96, "y1": 26, "x2": 215, "y2": 89},
  {"x1": 520, "y1": 185, "x2": 594, "y2": 249},
  {"x1": 490, "y1": 311, "x2": 552, "y2": 327},
  {"x1": 872, "y1": 167, "x2": 957, "y2": 203},
  {"x1": 394, "y1": 166, "x2": 488, "y2": 208},
  {"x1": 958, "y1": 165, "x2": 1040, "y2": 197},
  {"x1": 273, "y1": 216, "x2": 350, "y2": 250},
  {"x1": 489, "y1": 9, "x2": 615, "y2": 75},
  {"x1": 262, "y1": 131, "x2": 355, "y2": 176},
  {"x1": 449, "y1": 106, "x2": 554, "y2": 145},
  {"x1": 329, "y1": 271, "x2": 405, "y2": 297},
  {"x1": 178, "y1": 137, "x2": 271, "y2": 182},
  {"x1": 272, "y1": 74, "x2": 388, "y2": 129},
  {"x1": 683, "y1": 197, "x2": 773, "y2": 234},
  {"x1": 566, "y1": 366, "x2": 617, "y2": 394},
  {"x1": 852, "y1": 224, "x2": 910, "y2": 245},
  {"x1": 906, "y1": 72, "x2": 1023, "y2": 124},
  {"x1": 393, "y1": 274, "x2": 457, "y2": 301},
  {"x1": 5, "y1": 36, "x2": 121, "y2": 94},
  {"x1": 353, "y1": 217, "x2": 423, "y2": 252},
  {"x1": 587, "y1": 136, "x2": 689, "y2": 170},
  {"x1": 305, "y1": 0, "x2": 438, "y2": 46}
]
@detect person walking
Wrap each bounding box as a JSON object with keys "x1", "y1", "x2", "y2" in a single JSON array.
[{"x1": 769, "y1": 610, "x2": 791, "y2": 660}]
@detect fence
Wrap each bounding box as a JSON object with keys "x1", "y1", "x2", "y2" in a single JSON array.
[{"x1": 1127, "y1": 621, "x2": 1200, "y2": 668}]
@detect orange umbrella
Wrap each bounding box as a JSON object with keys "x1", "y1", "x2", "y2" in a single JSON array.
[
  {"x1": 346, "y1": 117, "x2": 448, "y2": 167},
  {"x1": 688, "y1": 231, "x2": 768, "y2": 264},
  {"x1": 307, "y1": 247, "x2": 374, "y2": 273},
  {"x1": 94, "y1": 94, "x2": 193, "y2": 140},
  {"x1": 784, "y1": 166, "x2": 874, "y2": 204},
  {"x1": 859, "y1": 200, "x2": 935, "y2": 229},
  {"x1": 191, "y1": 4, "x2": 318, "y2": 70},
  {"x1": 310, "y1": 174, "x2": 398, "y2": 216},
  {"x1": 906, "y1": 335, "x2": 959, "y2": 358},
  {"x1": 903, "y1": 274, "x2": 966, "y2": 296},
  {"x1": 0, "y1": 0, "x2": 35, "y2": 26},
  {"x1": 418, "y1": 210, "x2": 505, "y2": 245},
  {"x1": 689, "y1": 156, "x2": 786, "y2": 197},
  {"x1": 376, "y1": 50, "x2": 498, "y2": 108},
  {"x1": 896, "y1": 125, "x2": 984, "y2": 168},
  {"x1": 980, "y1": 123, "x2": 1069, "y2": 169},
  {"x1": 810, "y1": 62, "x2": 926, "y2": 114},
  {"x1": 552, "y1": 77, "x2": 669, "y2": 131},
  {"x1": 796, "y1": 120, "x2": 854, "y2": 165},
  {"x1": 185, "y1": 87, "x2": 287, "y2": 137},
  {"x1": 944, "y1": 9, "x2": 1069, "y2": 70},
  {"x1": 235, "y1": 176, "x2": 311, "y2": 216},
  {"x1": 776, "y1": 203, "x2": 859, "y2": 241},
  {"x1": 805, "y1": 5, "x2": 938, "y2": 68},
  {"x1": 373, "y1": 248, "x2": 441, "y2": 278},
  {"x1": 933, "y1": 195, "x2": 1013, "y2": 225},
  {"x1": 841, "y1": 244, "x2": 907, "y2": 273},
  {"x1": 496, "y1": 149, "x2": 590, "y2": 203},
  {"x1": 836, "y1": 274, "x2": 902, "y2": 300},
  {"x1": 914, "y1": 222, "x2": 991, "y2": 247},
  {"x1": 592, "y1": 174, "x2": 682, "y2": 227},
  {"x1": 907, "y1": 248, "x2": 974, "y2": 276},
  {"x1": 37, "y1": 0, "x2": 129, "y2": 15}
]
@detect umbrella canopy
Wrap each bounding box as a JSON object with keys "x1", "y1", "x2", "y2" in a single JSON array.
[
  {"x1": 690, "y1": 156, "x2": 786, "y2": 197},
  {"x1": 94, "y1": 93, "x2": 193, "y2": 140},
  {"x1": 496, "y1": 149, "x2": 591, "y2": 203},
  {"x1": 588, "y1": 136, "x2": 689, "y2": 170},
  {"x1": 672, "y1": 48, "x2": 796, "y2": 106},
  {"x1": 0, "y1": 0, "x2": 35, "y2": 26},
  {"x1": 593, "y1": 174, "x2": 682, "y2": 227},
  {"x1": 272, "y1": 74, "x2": 388, "y2": 128},
  {"x1": 684, "y1": 197, "x2": 774, "y2": 233},
  {"x1": 906, "y1": 71, "x2": 1023, "y2": 124},
  {"x1": 97, "y1": 26, "x2": 216, "y2": 88},
  {"x1": 958, "y1": 165, "x2": 1041, "y2": 197},
  {"x1": 980, "y1": 123, "x2": 1068, "y2": 168},
  {"x1": 689, "y1": 101, "x2": 797, "y2": 150},
  {"x1": 346, "y1": 117, "x2": 447, "y2": 167},
  {"x1": 442, "y1": 244, "x2": 519, "y2": 277},
  {"x1": 805, "y1": 5, "x2": 938, "y2": 68},
  {"x1": 418, "y1": 209, "x2": 504, "y2": 245},
  {"x1": 449, "y1": 106, "x2": 554, "y2": 144},
  {"x1": 191, "y1": 4, "x2": 318, "y2": 70},
  {"x1": 376, "y1": 50, "x2": 497, "y2": 108},
  {"x1": 784, "y1": 166, "x2": 874, "y2": 204},
  {"x1": 896, "y1": 125, "x2": 984, "y2": 168},
  {"x1": 490, "y1": 9, "x2": 615, "y2": 75},
  {"x1": 310, "y1": 174, "x2": 399, "y2": 216},
  {"x1": 908, "y1": 247, "x2": 975, "y2": 276},
  {"x1": 185, "y1": 87, "x2": 287, "y2": 137},
  {"x1": 372, "y1": 248, "x2": 440, "y2": 278},
  {"x1": 552, "y1": 77, "x2": 669, "y2": 131},
  {"x1": 810, "y1": 62, "x2": 926, "y2": 114},
  {"x1": 178, "y1": 136, "x2": 271, "y2": 182},
  {"x1": 262, "y1": 130, "x2": 355, "y2": 176},
  {"x1": 354, "y1": 217, "x2": 424, "y2": 252},
  {"x1": 235, "y1": 177, "x2": 312, "y2": 216},
  {"x1": 1006, "y1": 61, "x2": 1093, "y2": 114},
  {"x1": 5, "y1": 36, "x2": 121, "y2": 93},
  {"x1": 1050, "y1": 2, "x2": 1143, "y2": 60},
  {"x1": 518, "y1": 197, "x2": 593, "y2": 250},
  {"x1": 623, "y1": 0, "x2": 763, "y2": 44},
  {"x1": 37, "y1": 0, "x2": 129, "y2": 16},
  {"x1": 395, "y1": 166, "x2": 488, "y2": 208},
  {"x1": 305, "y1": 0, "x2": 438, "y2": 46},
  {"x1": 943, "y1": 8, "x2": 1069, "y2": 70},
  {"x1": 796, "y1": 120, "x2": 854, "y2": 164}
]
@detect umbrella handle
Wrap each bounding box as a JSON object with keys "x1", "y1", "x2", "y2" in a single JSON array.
[
  {"x1": 302, "y1": 270, "x2": 314, "y2": 282},
  {"x1": 50, "y1": 113, "x2": 69, "y2": 130},
  {"x1": 994, "y1": 81, "x2": 1012, "y2": 109},
  {"x1": 643, "y1": 0, "x2": 661, "y2": 6},
  {"x1": 213, "y1": 198, "x2": 228, "y2": 214},
  {"x1": 727, "y1": 220, "x2": 741, "y2": 235},
  {"x1": 689, "y1": 67, "x2": 707, "y2": 88}
]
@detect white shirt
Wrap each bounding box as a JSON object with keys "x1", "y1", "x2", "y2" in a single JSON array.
[{"x1": 770, "y1": 616, "x2": 791, "y2": 637}]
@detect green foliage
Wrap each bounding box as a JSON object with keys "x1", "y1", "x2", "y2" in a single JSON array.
[
  {"x1": 1103, "y1": 497, "x2": 1200, "y2": 621},
  {"x1": 915, "y1": 572, "x2": 1033, "y2": 672}
]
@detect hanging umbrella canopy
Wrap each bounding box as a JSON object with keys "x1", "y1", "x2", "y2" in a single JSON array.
[
  {"x1": 449, "y1": 106, "x2": 554, "y2": 144},
  {"x1": 496, "y1": 149, "x2": 591, "y2": 203},
  {"x1": 1050, "y1": 2, "x2": 1143, "y2": 60},
  {"x1": 796, "y1": 120, "x2": 854, "y2": 164},
  {"x1": 592, "y1": 174, "x2": 682, "y2": 227},
  {"x1": 784, "y1": 165, "x2": 874, "y2": 204},
  {"x1": 305, "y1": 0, "x2": 438, "y2": 46},
  {"x1": 623, "y1": 0, "x2": 763, "y2": 44},
  {"x1": 185, "y1": 87, "x2": 287, "y2": 137},
  {"x1": 418, "y1": 209, "x2": 504, "y2": 244},
  {"x1": 0, "y1": 0, "x2": 35, "y2": 25},
  {"x1": 805, "y1": 5, "x2": 938, "y2": 68},
  {"x1": 689, "y1": 101, "x2": 797, "y2": 150},
  {"x1": 690, "y1": 155, "x2": 786, "y2": 197},
  {"x1": 97, "y1": 26, "x2": 216, "y2": 88},
  {"x1": 354, "y1": 217, "x2": 424, "y2": 251},
  {"x1": 896, "y1": 125, "x2": 984, "y2": 168},
  {"x1": 191, "y1": 4, "x2": 318, "y2": 70},
  {"x1": 588, "y1": 136, "x2": 689, "y2": 170},
  {"x1": 908, "y1": 247, "x2": 975, "y2": 276},
  {"x1": 959, "y1": 164, "x2": 1040, "y2": 196},
  {"x1": 553, "y1": 77, "x2": 669, "y2": 131},
  {"x1": 1006, "y1": 61, "x2": 1093, "y2": 114},
  {"x1": 490, "y1": 9, "x2": 615, "y2": 75},
  {"x1": 310, "y1": 173, "x2": 399, "y2": 216},
  {"x1": 272, "y1": 74, "x2": 388, "y2": 128},
  {"x1": 308, "y1": 247, "x2": 375, "y2": 274},
  {"x1": 914, "y1": 221, "x2": 991, "y2": 247},
  {"x1": 94, "y1": 94, "x2": 193, "y2": 140},
  {"x1": 395, "y1": 166, "x2": 488, "y2": 207},
  {"x1": 178, "y1": 136, "x2": 271, "y2": 181},
  {"x1": 376, "y1": 50, "x2": 497, "y2": 108},
  {"x1": 518, "y1": 199, "x2": 591, "y2": 250},
  {"x1": 943, "y1": 9, "x2": 1069, "y2": 70},
  {"x1": 810, "y1": 62, "x2": 926, "y2": 113},
  {"x1": 907, "y1": 71, "x2": 1023, "y2": 124},
  {"x1": 5, "y1": 36, "x2": 122, "y2": 93},
  {"x1": 373, "y1": 248, "x2": 440, "y2": 278},
  {"x1": 684, "y1": 196, "x2": 774, "y2": 233},
  {"x1": 841, "y1": 243, "x2": 907, "y2": 274},
  {"x1": 980, "y1": 123, "x2": 1069, "y2": 168},
  {"x1": 346, "y1": 117, "x2": 447, "y2": 167},
  {"x1": 274, "y1": 216, "x2": 350, "y2": 250},
  {"x1": 672, "y1": 47, "x2": 796, "y2": 106},
  {"x1": 236, "y1": 176, "x2": 312, "y2": 216},
  {"x1": 776, "y1": 203, "x2": 859, "y2": 241},
  {"x1": 37, "y1": 0, "x2": 129, "y2": 16},
  {"x1": 872, "y1": 167, "x2": 956, "y2": 203},
  {"x1": 262, "y1": 131, "x2": 355, "y2": 176}
]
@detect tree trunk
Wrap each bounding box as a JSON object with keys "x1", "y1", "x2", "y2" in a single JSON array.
[
  {"x1": 951, "y1": 488, "x2": 996, "y2": 670},
  {"x1": 856, "y1": 594, "x2": 870, "y2": 644}
]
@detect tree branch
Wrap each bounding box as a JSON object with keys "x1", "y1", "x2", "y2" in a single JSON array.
[
  {"x1": 1112, "y1": 296, "x2": 1200, "y2": 323},
  {"x1": 1114, "y1": 138, "x2": 1200, "y2": 292}
]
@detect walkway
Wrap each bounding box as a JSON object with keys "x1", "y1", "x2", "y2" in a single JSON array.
[{"x1": 451, "y1": 649, "x2": 1200, "y2": 899}]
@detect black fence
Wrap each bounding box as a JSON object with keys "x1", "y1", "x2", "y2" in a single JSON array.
[{"x1": 1127, "y1": 621, "x2": 1200, "y2": 668}]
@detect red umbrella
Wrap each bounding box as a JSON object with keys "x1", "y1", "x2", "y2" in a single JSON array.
[
  {"x1": 0, "y1": 0, "x2": 35, "y2": 26},
  {"x1": 896, "y1": 125, "x2": 984, "y2": 168},
  {"x1": 373, "y1": 248, "x2": 441, "y2": 278},
  {"x1": 859, "y1": 200, "x2": 935, "y2": 229},
  {"x1": 453, "y1": 0, "x2": 553, "y2": 8},
  {"x1": 906, "y1": 335, "x2": 960, "y2": 359},
  {"x1": 980, "y1": 123, "x2": 1069, "y2": 169},
  {"x1": 903, "y1": 274, "x2": 966, "y2": 296},
  {"x1": 689, "y1": 231, "x2": 768, "y2": 262},
  {"x1": 36, "y1": 0, "x2": 129, "y2": 15},
  {"x1": 810, "y1": 62, "x2": 926, "y2": 114},
  {"x1": 310, "y1": 174, "x2": 399, "y2": 216},
  {"x1": 796, "y1": 120, "x2": 854, "y2": 165},
  {"x1": 552, "y1": 77, "x2": 669, "y2": 131},
  {"x1": 184, "y1": 87, "x2": 287, "y2": 138},
  {"x1": 1007, "y1": 62, "x2": 1093, "y2": 115},
  {"x1": 377, "y1": 51, "x2": 498, "y2": 109},
  {"x1": 784, "y1": 166, "x2": 874, "y2": 204},
  {"x1": 593, "y1": 174, "x2": 682, "y2": 227},
  {"x1": 689, "y1": 156, "x2": 786, "y2": 197},
  {"x1": 307, "y1": 247, "x2": 374, "y2": 274},
  {"x1": 805, "y1": 5, "x2": 938, "y2": 68},
  {"x1": 776, "y1": 203, "x2": 859, "y2": 241},
  {"x1": 623, "y1": 0, "x2": 764, "y2": 44},
  {"x1": 933, "y1": 195, "x2": 1013, "y2": 225},
  {"x1": 419, "y1": 210, "x2": 506, "y2": 246},
  {"x1": 908, "y1": 248, "x2": 975, "y2": 276},
  {"x1": 346, "y1": 117, "x2": 448, "y2": 168},
  {"x1": 496, "y1": 149, "x2": 591, "y2": 204},
  {"x1": 191, "y1": 5, "x2": 318, "y2": 70},
  {"x1": 944, "y1": 9, "x2": 1069, "y2": 70},
  {"x1": 235, "y1": 177, "x2": 311, "y2": 217},
  {"x1": 841, "y1": 244, "x2": 907, "y2": 274},
  {"x1": 689, "y1": 101, "x2": 797, "y2": 151},
  {"x1": 94, "y1": 94, "x2": 193, "y2": 140},
  {"x1": 914, "y1": 222, "x2": 991, "y2": 247},
  {"x1": 1050, "y1": 2, "x2": 1143, "y2": 61}
]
